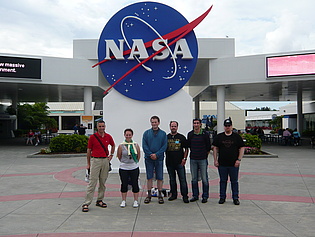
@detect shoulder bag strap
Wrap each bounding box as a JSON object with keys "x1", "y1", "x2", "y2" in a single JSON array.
[{"x1": 93, "y1": 134, "x2": 108, "y2": 157}]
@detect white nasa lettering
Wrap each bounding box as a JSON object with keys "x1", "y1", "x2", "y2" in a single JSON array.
[
  {"x1": 105, "y1": 39, "x2": 124, "y2": 60},
  {"x1": 173, "y1": 39, "x2": 193, "y2": 59},
  {"x1": 128, "y1": 39, "x2": 149, "y2": 60},
  {"x1": 152, "y1": 39, "x2": 169, "y2": 60},
  {"x1": 105, "y1": 38, "x2": 193, "y2": 60}
]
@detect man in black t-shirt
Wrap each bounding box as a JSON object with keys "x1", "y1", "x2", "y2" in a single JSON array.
[
  {"x1": 166, "y1": 121, "x2": 189, "y2": 203},
  {"x1": 78, "y1": 124, "x2": 87, "y2": 135},
  {"x1": 212, "y1": 119, "x2": 245, "y2": 205}
]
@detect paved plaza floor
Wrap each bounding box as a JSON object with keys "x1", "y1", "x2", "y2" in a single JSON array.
[{"x1": 0, "y1": 138, "x2": 314, "y2": 237}]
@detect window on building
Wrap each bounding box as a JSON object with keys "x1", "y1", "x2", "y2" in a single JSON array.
[
  {"x1": 305, "y1": 114, "x2": 315, "y2": 132},
  {"x1": 50, "y1": 116, "x2": 59, "y2": 128},
  {"x1": 62, "y1": 116, "x2": 80, "y2": 130}
]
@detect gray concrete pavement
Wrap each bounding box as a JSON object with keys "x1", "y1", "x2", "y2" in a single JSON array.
[{"x1": 0, "y1": 138, "x2": 314, "y2": 237}]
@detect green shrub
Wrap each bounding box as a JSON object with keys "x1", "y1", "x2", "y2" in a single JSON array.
[
  {"x1": 242, "y1": 133, "x2": 262, "y2": 149},
  {"x1": 49, "y1": 134, "x2": 88, "y2": 153}
]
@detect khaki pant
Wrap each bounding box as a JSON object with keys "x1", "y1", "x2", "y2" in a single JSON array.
[{"x1": 83, "y1": 157, "x2": 110, "y2": 206}]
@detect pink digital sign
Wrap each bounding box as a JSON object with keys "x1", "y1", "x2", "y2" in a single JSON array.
[{"x1": 266, "y1": 53, "x2": 315, "y2": 77}]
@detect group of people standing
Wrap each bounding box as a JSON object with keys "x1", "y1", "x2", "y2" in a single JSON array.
[{"x1": 81, "y1": 116, "x2": 245, "y2": 212}]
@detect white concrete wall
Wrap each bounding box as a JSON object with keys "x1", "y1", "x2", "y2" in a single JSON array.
[
  {"x1": 42, "y1": 57, "x2": 98, "y2": 86},
  {"x1": 197, "y1": 38, "x2": 235, "y2": 59},
  {"x1": 279, "y1": 102, "x2": 315, "y2": 115},
  {"x1": 210, "y1": 55, "x2": 267, "y2": 85},
  {"x1": 103, "y1": 89, "x2": 193, "y2": 173}
]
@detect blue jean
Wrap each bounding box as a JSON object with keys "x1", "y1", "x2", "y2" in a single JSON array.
[
  {"x1": 218, "y1": 166, "x2": 239, "y2": 200},
  {"x1": 190, "y1": 159, "x2": 209, "y2": 199},
  {"x1": 166, "y1": 164, "x2": 188, "y2": 197},
  {"x1": 145, "y1": 159, "x2": 164, "y2": 180}
]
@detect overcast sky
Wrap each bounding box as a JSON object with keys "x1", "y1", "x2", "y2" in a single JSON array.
[
  {"x1": 1, "y1": 0, "x2": 314, "y2": 58},
  {"x1": 1, "y1": 0, "x2": 313, "y2": 109}
]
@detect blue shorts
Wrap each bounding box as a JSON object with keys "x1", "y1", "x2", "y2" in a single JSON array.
[{"x1": 145, "y1": 159, "x2": 164, "y2": 180}]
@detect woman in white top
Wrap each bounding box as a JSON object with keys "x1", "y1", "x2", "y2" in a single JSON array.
[{"x1": 117, "y1": 128, "x2": 141, "y2": 208}]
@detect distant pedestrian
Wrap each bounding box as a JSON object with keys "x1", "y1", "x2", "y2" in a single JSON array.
[
  {"x1": 34, "y1": 130, "x2": 41, "y2": 146},
  {"x1": 73, "y1": 124, "x2": 79, "y2": 134},
  {"x1": 292, "y1": 128, "x2": 301, "y2": 146},
  {"x1": 283, "y1": 128, "x2": 292, "y2": 146},
  {"x1": 26, "y1": 129, "x2": 34, "y2": 145},
  {"x1": 78, "y1": 124, "x2": 87, "y2": 135}
]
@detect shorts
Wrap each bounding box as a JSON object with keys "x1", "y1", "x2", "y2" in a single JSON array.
[{"x1": 145, "y1": 159, "x2": 164, "y2": 180}]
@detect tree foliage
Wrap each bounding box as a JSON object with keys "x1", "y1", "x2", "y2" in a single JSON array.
[
  {"x1": 253, "y1": 106, "x2": 272, "y2": 111},
  {"x1": 269, "y1": 115, "x2": 283, "y2": 130},
  {"x1": 17, "y1": 102, "x2": 57, "y2": 130},
  {"x1": 246, "y1": 107, "x2": 277, "y2": 112}
]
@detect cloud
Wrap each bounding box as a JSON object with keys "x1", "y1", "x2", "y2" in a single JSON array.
[
  {"x1": 264, "y1": 9, "x2": 313, "y2": 53},
  {"x1": 1, "y1": 0, "x2": 315, "y2": 58}
]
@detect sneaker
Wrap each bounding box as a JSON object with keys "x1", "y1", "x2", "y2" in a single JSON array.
[
  {"x1": 201, "y1": 198, "x2": 208, "y2": 203},
  {"x1": 218, "y1": 198, "x2": 225, "y2": 204},
  {"x1": 183, "y1": 196, "x2": 189, "y2": 203},
  {"x1": 233, "y1": 199, "x2": 240, "y2": 205},
  {"x1": 133, "y1": 200, "x2": 139, "y2": 208},
  {"x1": 120, "y1": 200, "x2": 126, "y2": 208}
]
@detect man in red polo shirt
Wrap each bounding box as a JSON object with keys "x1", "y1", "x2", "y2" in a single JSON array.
[{"x1": 82, "y1": 120, "x2": 115, "y2": 212}]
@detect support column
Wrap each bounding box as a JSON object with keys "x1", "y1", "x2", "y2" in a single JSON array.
[
  {"x1": 84, "y1": 87, "x2": 93, "y2": 115},
  {"x1": 194, "y1": 95, "x2": 200, "y2": 119},
  {"x1": 297, "y1": 83, "x2": 303, "y2": 133},
  {"x1": 11, "y1": 97, "x2": 18, "y2": 130},
  {"x1": 58, "y1": 116, "x2": 62, "y2": 131},
  {"x1": 217, "y1": 86, "x2": 225, "y2": 134},
  {"x1": 83, "y1": 87, "x2": 93, "y2": 135}
]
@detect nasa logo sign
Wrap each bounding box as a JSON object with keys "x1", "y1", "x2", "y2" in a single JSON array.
[{"x1": 96, "y1": 2, "x2": 211, "y2": 101}]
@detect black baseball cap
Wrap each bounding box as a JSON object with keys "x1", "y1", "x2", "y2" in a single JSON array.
[{"x1": 224, "y1": 119, "x2": 232, "y2": 126}]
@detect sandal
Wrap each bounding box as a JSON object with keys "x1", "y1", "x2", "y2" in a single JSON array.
[
  {"x1": 158, "y1": 197, "x2": 164, "y2": 204},
  {"x1": 144, "y1": 196, "x2": 151, "y2": 204},
  {"x1": 82, "y1": 205, "x2": 89, "y2": 212},
  {"x1": 96, "y1": 200, "x2": 107, "y2": 208}
]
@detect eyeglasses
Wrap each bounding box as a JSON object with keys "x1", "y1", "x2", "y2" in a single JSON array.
[{"x1": 224, "y1": 125, "x2": 231, "y2": 127}]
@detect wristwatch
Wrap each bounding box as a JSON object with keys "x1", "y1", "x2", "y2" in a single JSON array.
[
  {"x1": 184, "y1": 158, "x2": 187, "y2": 160},
  {"x1": 237, "y1": 159, "x2": 241, "y2": 161}
]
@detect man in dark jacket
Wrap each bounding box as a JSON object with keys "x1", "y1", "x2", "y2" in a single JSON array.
[{"x1": 187, "y1": 118, "x2": 211, "y2": 203}]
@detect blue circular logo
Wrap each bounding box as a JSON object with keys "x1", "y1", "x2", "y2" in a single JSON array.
[{"x1": 97, "y1": 1, "x2": 198, "y2": 101}]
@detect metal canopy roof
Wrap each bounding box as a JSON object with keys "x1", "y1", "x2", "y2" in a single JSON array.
[
  {"x1": 1, "y1": 51, "x2": 315, "y2": 104},
  {"x1": 0, "y1": 82, "x2": 105, "y2": 103}
]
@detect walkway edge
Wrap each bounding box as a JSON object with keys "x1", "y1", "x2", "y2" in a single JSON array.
[
  {"x1": 26, "y1": 152, "x2": 86, "y2": 158},
  {"x1": 243, "y1": 150, "x2": 278, "y2": 158}
]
